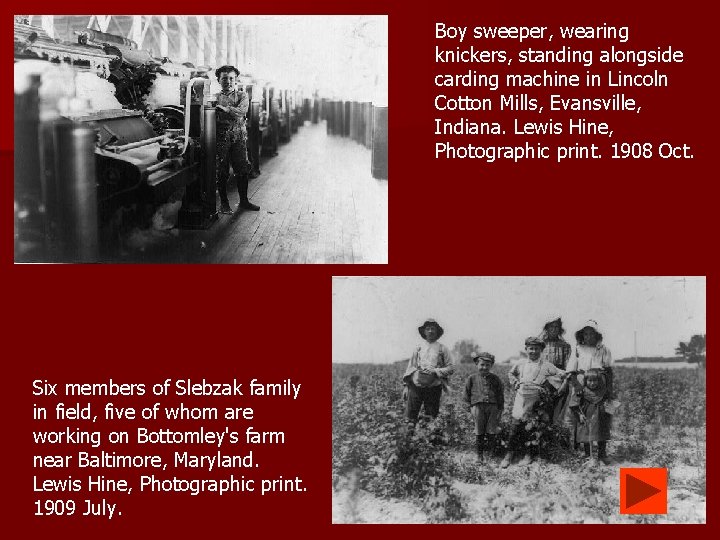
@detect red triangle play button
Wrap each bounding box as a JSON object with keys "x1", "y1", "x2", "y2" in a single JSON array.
[
  {"x1": 626, "y1": 473, "x2": 662, "y2": 508},
  {"x1": 620, "y1": 468, "x2": 667, "y2": 514}
]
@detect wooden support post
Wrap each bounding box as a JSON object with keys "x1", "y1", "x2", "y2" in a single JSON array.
[
  {"x1": 197, "y1": 16, "x2": 206, "y2": 66},
  {"x1": 240, "y1": 24, "x2": 247, "y2": 67},
  {"x1": 220, "y1": 17, "x2": 228, "y2": 65},
  {"x1": 131, "y1": 15, "x2": 142, "y2": 46},
  {"x1": 159, "y1": 16, "x2": 169, "y2": 58},
  {"x1": 210, "y1": 16, "x2": 218, "y2": 68},
  {"x1": 243, "y1": 25, "x2": 249, "y2": 68},
  {"x1": 99, "y1": 16, "x2": 111, "y2": 33},
  {"x1": 139, "y1": 16, "x2": 152, "y2": 49},
  {"x1": 41, "y1": 15, "x2": 54, "y2": 38},
  {"x1": 176, "y1": 16, "x2": 189, "y2": 63}
]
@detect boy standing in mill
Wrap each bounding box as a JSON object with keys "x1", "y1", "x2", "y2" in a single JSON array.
[
  {"x1": 214, "y1": 65, "x2": 260, "y2": 214},
  {"x1": 464, "y1": 352, "x2": 504, "y2": 463}
]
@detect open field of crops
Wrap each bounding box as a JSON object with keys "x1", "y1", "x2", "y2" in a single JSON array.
[{"x1": 332, "y1": 362, "x2": 706, "y2": 523}]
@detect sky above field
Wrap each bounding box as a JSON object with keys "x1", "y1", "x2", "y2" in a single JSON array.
[{"x1": 332, "y1": 276, "x2": 706, "y2": 364}]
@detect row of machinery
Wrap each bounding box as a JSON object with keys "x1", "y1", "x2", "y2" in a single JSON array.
[
  {"x1": 14, "y1": 20, "x2": 311, "y2": 262},
  {"x1": 321, "y1": 98, "x2": 388, "y2": 181}
]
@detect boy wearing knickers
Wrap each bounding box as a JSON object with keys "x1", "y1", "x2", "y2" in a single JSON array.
[{"x1": 464, "y1": 352, "x2": 504, "y2": 463}]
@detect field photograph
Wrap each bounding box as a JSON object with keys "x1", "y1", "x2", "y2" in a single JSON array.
[{"x1": 332, "y1": 276, "x2": 706, "y2": 524}]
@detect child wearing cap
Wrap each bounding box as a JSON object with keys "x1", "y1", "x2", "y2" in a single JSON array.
[
  {"x1": 402, "y1": 319, "x2": 455, "y2": 424},
  {"x1": 214, "y1": 65, "x2": 260, "y2": 214},
  {"x1": 464, "y1": 352, "x2": 504, "y2": 463},
  {"x1": 501, "y1": 336, "x2": 569, "y2": 467}
]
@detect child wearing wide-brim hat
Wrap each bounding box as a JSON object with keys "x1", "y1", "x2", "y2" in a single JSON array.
[
  {"x1": 402, "y1": 319, "x2": 455, "y2": 424},
  {"x1": 417, "y1": 318, "x2": 444, "y2": 339},
  {"x1": 567, "y1": 319, "x2": 614, "y2": 398},
  {"x1": 464, "y1": 352, "x2": 504, "y2": 463},
  {"x1": 570, "y1": 320, "x2": 611, "y2": 358}
]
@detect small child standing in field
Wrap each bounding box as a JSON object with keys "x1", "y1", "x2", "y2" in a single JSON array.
[
  {"x1": 569, "y1": 368, "x2": 613, "y2": 464},
  {"x1": 464, "y1": 352, "x2": 504, "y2": 463}
]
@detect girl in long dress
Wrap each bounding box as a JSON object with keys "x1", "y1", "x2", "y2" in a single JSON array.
[{"x1": 569, "y1": 368, "x2": 612, "y2": 464}]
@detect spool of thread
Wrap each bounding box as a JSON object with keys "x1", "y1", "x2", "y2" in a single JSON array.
[
  {"x1": 55, "y1": 123, "x2": 98, "y2": 262},
  {"x1": 202, "y1": 106, "x2": 216, "y2": 214}
]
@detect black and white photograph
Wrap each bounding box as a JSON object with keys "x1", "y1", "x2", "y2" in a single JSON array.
[
  {"x1": 14, "y1": 15, "x2": 388, "y2": 263},
  {"x1": 332, "y1": 276, "x2": 706, "y2": 523}
]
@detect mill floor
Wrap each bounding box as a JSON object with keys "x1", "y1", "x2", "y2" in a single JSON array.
[{"x1": 119, "y1": 121, "x2": 388, "y2": 264}]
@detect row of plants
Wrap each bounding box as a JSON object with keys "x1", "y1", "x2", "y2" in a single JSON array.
[{"x1": 332, "y1": 362, "x2": 706, "y2": 521}]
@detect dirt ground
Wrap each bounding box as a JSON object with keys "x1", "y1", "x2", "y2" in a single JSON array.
[
  {"x1": 333, "y1": 445, "x2": 705, "y2": 524},
  {"x1": 332, "y1": 364, "x2": 705, "y2": 524}
]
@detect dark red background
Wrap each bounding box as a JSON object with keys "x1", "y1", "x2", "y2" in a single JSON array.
[{"x1": 2, "y1": 0, "x2": 714, "y2": 536}]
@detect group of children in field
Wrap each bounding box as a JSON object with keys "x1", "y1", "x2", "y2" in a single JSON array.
[{"x1": 403, "y1": 317, "x2": 615, "y2": 467}]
